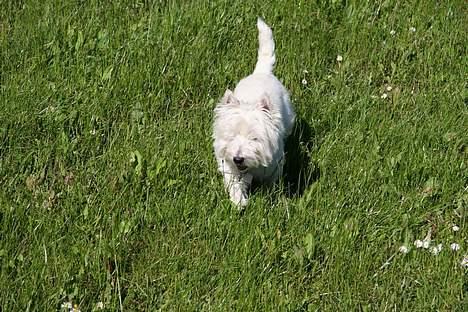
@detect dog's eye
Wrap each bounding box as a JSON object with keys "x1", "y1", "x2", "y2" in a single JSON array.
[{"x1": 252, "y1": 137, "x2": 259, "y2": 141}]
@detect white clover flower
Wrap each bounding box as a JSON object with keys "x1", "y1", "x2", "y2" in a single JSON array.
[
  {"x1": 461, "y1": 256, "x2": 468, "y2": 268},
  {"x1": 386, "y1": 85, "x2": 393, "y2": 92},
  {"x1": 414, "y1": 239, "x2": 423, "y2": 248},
  {"x1": 381, "y1": 93, "x2": 388, "y2": 99},
  {"x1": 422, "y1": 239, "x2": 431, "y2": 249},
  {"x1": 399, "y1": 245, "x2": 409, "y2": 254},
  {"x1": 336, "y1": 55, "x2": 343, "y2": 62},
  {"x1": 61, "y1": 302, "x2": 73, "y2": 310},
  {"x1": 390, "y1": 30, "x2": 396, "y2": 36},
  {"x1": 96, "y1": 302, "x2": 104, "y2": 309},
  {"x1": 409, "y1": 27, "x2": 416, "y2": 33},
  {"x1": 452, "y1": 225, "x2": 460, "y2": 232},
  {"x1": 450, "y1": 243, "x2": 460, "y2": 251},
  {"x1": 430, "y1": 243, "x2": 443, "y2": 255},
  {"x1": 302, "y1": 78, "x2": 308, "y2": 85}
]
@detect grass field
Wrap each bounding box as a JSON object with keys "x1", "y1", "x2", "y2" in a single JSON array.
[{"x1": 0, "y1": 0, "x2": 467, "y2": 310}]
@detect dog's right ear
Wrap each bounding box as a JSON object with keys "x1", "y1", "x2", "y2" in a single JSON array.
[{"x1": 222, "y1": 89, "x2": 239, "y2": 106}]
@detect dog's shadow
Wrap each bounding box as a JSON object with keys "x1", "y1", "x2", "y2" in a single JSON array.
[
  {"x1": 282, "y1": 117, "x2": 319, "y2": 197},
  {"x1": 250, "y1": 117, "x2": 319, "y2": 199}
]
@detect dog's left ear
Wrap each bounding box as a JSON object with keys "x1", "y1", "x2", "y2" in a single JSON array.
[{"x1": 257, "y1": 94, "x2": 271, "y2": 112}]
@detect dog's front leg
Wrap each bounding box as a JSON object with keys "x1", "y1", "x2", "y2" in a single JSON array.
[{"x1": 223, "y1": 172, "x2": 252, "y2": 208}]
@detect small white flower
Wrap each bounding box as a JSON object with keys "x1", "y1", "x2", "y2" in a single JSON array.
[
  {"x1": 429, "y1": 244, "x2": 442, "y2": 255},
  {"x1": 381, "y1": 93, "x2": 388, "y2": 99},
  {"x1": 61, "y1": 302, "x2": 79, "y2": 311},
  {"x1": 336, "y1": 55, "x2": 343, "y2": 62},
  {"x1": 61, "y1": 302, "x2": 73, "y2": 309},
  {"x1": 409, "y1": 27, "x2": 416, "y2": 33},
  {"x1": 390, "y1": 30, "x2": 396, "y2": 36},
  {"x1": 399, "y1": 245, "x2": 409, "y2": 254},
  {"x1": 422, "y1": 239, "x2": 430, "y2": 249},
  {"x1": 451, "y1": 243, "x2": 460, "y2": 251},
  {"x1": 452, "y1": 225, "x2": 460, "y2": 232},
  {"x1": 461, "y1": 256, "x2": 468, "y2": 268},
  {"x1": 386, "y1": 85, "x2": 393, "y2": 92},
  {"x1": 301, "y1": 78, "x2": 308, "y2": 85},
  {"x1": 96, "y1": 302, "x2": 104, "y2": 309},
  {"x1": 414, "y1": 239, "x2": 423, "y2": 248}
]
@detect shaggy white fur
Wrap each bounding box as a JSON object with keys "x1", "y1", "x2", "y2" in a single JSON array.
[{"x1": 213, "y1": 18, "x2": 295, "y2": 207}]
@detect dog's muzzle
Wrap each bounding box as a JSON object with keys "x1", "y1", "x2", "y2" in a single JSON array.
[{"x1": 233, "y1": 156, "x2": 247, "y2": 171}]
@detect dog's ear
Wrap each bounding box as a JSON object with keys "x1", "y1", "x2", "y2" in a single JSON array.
[
  {"x1": 257, "y1": 94, "x2": 271, "y2": 112},
  {"x1": 222, "y1": 89, "x2": 239, "y2": 106}
]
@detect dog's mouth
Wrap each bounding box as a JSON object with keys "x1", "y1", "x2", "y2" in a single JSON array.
[{"x1": 236, "y1": 164, "x2": 248, "y2": 172}]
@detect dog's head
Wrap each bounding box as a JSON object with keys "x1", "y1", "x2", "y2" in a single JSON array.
[{"x1": 213, "y1": 89, "x2": 281, "y2": 173}]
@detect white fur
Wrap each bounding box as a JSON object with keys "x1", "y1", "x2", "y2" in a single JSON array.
[{"x1": 213, "y1": 18, "x2": 295, "y2": 207}]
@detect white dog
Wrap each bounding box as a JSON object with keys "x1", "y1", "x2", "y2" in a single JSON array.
[{"x1": 213, "y1": 18, "x2": 295, "y2": 207}]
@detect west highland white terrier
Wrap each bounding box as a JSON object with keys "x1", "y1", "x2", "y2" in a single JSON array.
[{"x1": 213, "y1": 18, "x2": 295, "y2": 207}]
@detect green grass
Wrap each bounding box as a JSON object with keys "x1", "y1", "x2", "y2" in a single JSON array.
[{"x1": 1, "y1": 0, "x2": 466, "y2": 310}]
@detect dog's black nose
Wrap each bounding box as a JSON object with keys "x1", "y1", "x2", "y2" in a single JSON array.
[{"x1": 233, "y1": 156, "x2": 244, "y2": 165}]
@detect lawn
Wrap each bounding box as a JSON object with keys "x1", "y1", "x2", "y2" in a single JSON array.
[{"x1": 0, "y1": 0, "x2": 466, "y2": 310}]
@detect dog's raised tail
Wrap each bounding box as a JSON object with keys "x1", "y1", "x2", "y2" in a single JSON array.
[{"x1": 254, "y1": 18, "x2": 275, "y2": 74}]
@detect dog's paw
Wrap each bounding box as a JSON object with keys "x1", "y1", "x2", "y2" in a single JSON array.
[{"x1": 229, "y1": 188, "x2": 249, "y2": 208}]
